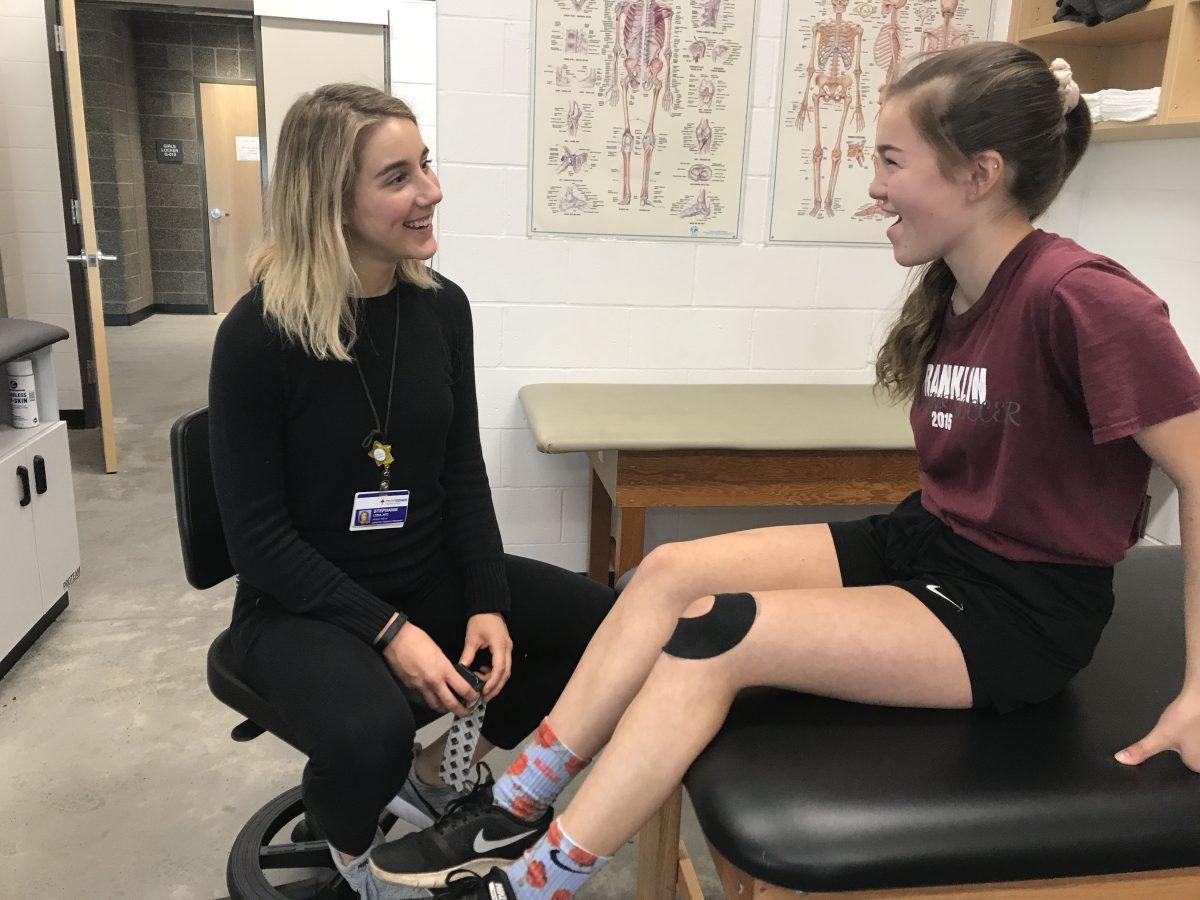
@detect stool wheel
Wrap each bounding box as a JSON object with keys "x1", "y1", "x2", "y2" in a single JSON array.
[
  {"x1": 226, "y1": 786, "x2": 354, "y2": 900},
  {"x1": 291, "y1": 813, "x2": 324, "y2": 844}
]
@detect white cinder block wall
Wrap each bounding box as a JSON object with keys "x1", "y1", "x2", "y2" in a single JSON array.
[
  {"x1": 0, "y1": 0, "x2": 83, "y2": 410},
  {"x1": 389, "y1": 0, "x2": 437, "y2": 159},
  {"x1": 423, "y1": 0, "x2": 1198, "y2": 567},
  {"x1": 1073, "y1": 139, "x2": 1200, "y2": 545},
  {"x1": 5, "y1": 0, "x2": 1192, "y2": 555},
  {"x1": 431, "y1": 0, "x2": 907, "y2": 570}
]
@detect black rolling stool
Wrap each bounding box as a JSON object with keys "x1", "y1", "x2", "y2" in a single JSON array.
[{"x1": 171, "y1": 407, "x2": 439, "y2": 900}]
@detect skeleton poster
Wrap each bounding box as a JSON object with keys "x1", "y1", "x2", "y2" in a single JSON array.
[
  {"x1": 768, "y1": 0, "x2": 992, "y2": 244},
  {"x1": 530, "y1": 0, "x2": 758, "y2": 240}
]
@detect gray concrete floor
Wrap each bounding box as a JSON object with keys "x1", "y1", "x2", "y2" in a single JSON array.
[{"x1": 0, "y1": 314, "x2": 722, "y2": 899}]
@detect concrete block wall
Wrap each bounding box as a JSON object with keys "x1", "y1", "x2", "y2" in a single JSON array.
[
  {"x1": 131, "y1": 11, "x2": 257, "y2": 317},
  {"x1": 430, "y1": 1, "x2": 1198, "y2": 567},
  {"x1": 0, "y1": 0, "x2": 84, "y2": 410},
  {"x1": 76, "y1": 2, "x2": 155, "y2": 323}
]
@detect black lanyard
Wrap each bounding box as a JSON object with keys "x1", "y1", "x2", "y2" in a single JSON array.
[{"x1": 353, "y1": 287, "x2": 401, "y2": 490}]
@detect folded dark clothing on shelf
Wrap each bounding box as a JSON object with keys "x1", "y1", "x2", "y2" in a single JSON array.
[{"x1": 1053, "y1": 0, "x2": 1148, "y2": 25}]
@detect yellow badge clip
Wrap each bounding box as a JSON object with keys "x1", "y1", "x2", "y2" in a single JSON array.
[{"x1": 368, "y1": 440, "x2": 394, "y2": 468}]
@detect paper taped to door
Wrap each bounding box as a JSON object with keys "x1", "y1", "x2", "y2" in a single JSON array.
[{"x1": 236, "y1": 136, "x2": 260, "y2": 161}]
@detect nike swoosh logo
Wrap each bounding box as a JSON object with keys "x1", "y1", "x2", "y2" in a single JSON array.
[
  {"x1": 473, "y1": 828, "x2": 537, "y2": 854},
  {"x1": 926, "y1": 584, "x2": 963, "y2": 611},
  {"x1": 550, "y1": 848, "x2": 590, "y2": 875}
]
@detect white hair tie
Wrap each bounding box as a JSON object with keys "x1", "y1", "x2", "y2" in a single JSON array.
[{"x1": 1050, "y1": 58, "x2": 1080, "y2": 116}]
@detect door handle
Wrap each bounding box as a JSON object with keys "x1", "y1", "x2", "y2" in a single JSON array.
[
  {"x1": 33, "y1": 455, "x2": 47, "y2": 494},
  {"x1": 65, "y1": 249, "x2": 118, "y2": 267},
  {"x1": 210, "y1": 208, "x2": 230, "y2": 219},
  {"x1": 17, "y1": 465, "x2": 31, "y2": 507}
]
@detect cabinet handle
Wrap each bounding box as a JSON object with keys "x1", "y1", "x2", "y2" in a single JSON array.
[
  {"x1": 17, "y1": 466, "x2": 31, "y2": 507},
  {"x1": 33, "y1": 455, "x2": 48, "y2": 495}
]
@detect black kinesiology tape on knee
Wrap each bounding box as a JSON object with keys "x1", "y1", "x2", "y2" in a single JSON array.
[{"x1": 662, "y1": 592, "x2": 758, "y2": 660}]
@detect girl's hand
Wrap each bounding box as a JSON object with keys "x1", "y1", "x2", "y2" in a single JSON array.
[
  {"x1": 1115, "y1": 690, "x2": 1200, "y2": 773},
  {"x1": 461, "y1": 613, "x2": 513, "y2": 702}
]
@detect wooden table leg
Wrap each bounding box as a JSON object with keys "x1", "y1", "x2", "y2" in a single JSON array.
[
  {"x1": 587, "y1": 469, "x2": 613, "y2": 584},
  {"x1": 677, "y1": 839, "x2": 705, "y2": 900},
  {"x1": 622, "y1": 501, "x2": 673, "y2": 898},
  {"x1": 615, "y1": 505, "x2": 646, "y2": 581},
  {"x1": 636, "y1": 785, "x2": 684, "y2": 900}
]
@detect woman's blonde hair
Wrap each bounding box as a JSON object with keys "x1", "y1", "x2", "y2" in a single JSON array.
[
  {"x1": 249, "y1": 83, "x2": 438, "y2": 361},
  {"x1": 874, "y1": 42, "x2": 1091, "y2": 404}
]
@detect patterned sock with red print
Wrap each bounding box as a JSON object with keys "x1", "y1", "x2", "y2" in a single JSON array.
[
  {"x1": 508, "y1": 819, "x2": 610, "y2": 900},
  {"x1": 493, "y1": 719, "x2": 589, "y2": 823}
]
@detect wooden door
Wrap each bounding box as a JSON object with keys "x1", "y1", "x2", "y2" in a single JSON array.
[
  {"x1": 56, "y1": 0, "x2": 118, "y2": 473},
  {"x1": 199, "y1": 82, "x2": 262, "y2": 315}
]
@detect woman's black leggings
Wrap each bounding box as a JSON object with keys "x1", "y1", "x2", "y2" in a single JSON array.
[{"x1": 231, "y1": 555, "x2": 614, "y2": 855}]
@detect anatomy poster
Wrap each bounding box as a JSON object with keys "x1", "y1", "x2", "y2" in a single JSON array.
[
  {"x1": 530, "y1": 0, "x2": 758, "y2": 240},
  {"x1": 768, "y1": 0, "x2": 992, "y2": 244}
]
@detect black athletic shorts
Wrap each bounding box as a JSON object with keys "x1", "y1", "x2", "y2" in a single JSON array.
[{"x1": 827, "y1": 491, "x2": 1115, "y2": 713}]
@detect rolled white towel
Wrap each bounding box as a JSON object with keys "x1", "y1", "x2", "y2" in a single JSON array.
[
  {"x1": 1080, "y1": 86, "x2": 1160, "y2": 123},
  {"x1": 1101, "y1": 86, "x2": 1160, "y2": 122}
]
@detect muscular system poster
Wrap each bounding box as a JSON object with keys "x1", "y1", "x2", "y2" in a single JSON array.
[
  {"x1": 530, "y1": 0, "x2": 758, "y2": 240},
  {"x1": 768, "y1": 0, "x2": 992, "y2": 244}
]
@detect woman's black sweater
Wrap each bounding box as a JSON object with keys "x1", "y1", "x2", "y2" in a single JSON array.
[{"x1": 208, "y1": 273, "x2": 509, "y2": 645}]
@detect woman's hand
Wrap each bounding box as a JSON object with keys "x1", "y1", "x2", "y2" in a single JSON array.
[
  {"x1": 461, "y1": 613, "x2": 513, "y2": 702},
  {"x1": 383, "y1": 622, "x2": 476, "y2": 717},
  {"x1": 1115, "y1": 690, "x2": 1200, "y2": 773}
]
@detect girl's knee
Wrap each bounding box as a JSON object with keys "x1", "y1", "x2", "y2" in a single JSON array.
[
  {"x1": 663, "y1": 592, "x2": 757, "y2": 664},
  {"x1": 680, "y1": 594, "x2": 716, "y2": 619},
  {"x1": 619, "y1": 543, "x2": 699, "y2": 612},
  {"x1": 631, "y1": 541, "x2": 689, "y2": 584}
]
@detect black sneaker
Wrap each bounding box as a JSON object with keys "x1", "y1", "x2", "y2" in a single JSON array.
[
  {"x1": 369, "y1": 766, "x2": 550, "y2": 888},
  {"x1": 387, "y1": 760, "x2": 470, "y2": 829},
  {"x1": 431, "y1": 868, "x2": 516, "y2": 899}
]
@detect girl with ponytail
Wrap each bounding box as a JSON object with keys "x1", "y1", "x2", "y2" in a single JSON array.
[
  {"x1": 866, "y1": 42, "x2": 1200, "y2": 779},
  {"x1": 369, "y1": 44, "x2": 1200, "y2": 900}
]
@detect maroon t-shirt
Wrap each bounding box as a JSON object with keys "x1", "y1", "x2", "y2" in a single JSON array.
[{"x1": 911, "y1": 229, "x2": 1200, "y2": 567}]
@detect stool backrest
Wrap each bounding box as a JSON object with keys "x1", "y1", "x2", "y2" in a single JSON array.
[{"x1": 170, "y1": 406, "x2": 235, "y2": 589}]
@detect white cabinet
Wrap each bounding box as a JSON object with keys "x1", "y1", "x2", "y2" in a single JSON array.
[
  {"x1": 0, "y1": 420, "x2": 81, "y2": 676},
  {"x1": 28, "y1": 424, "x2": 82, "y2": 606},
  {"x1": 0, "y1": 445, "x2": 42, "y2": 664}
]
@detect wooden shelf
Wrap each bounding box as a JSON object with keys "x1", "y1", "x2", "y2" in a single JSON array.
[
  {"x1": 1091, "y1": 116, "x2": 1200, "y2": 139},
  {"x1": 1009, "y1": 0, "x2": 1200, "y2": 139},
  {"x1": 1019, "y1": 0, "x2": 1174, "y2": 45}
]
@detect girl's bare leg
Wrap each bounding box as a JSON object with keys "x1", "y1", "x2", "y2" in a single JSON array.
[
  {"x1": 559, "y1": 584, "x2": 971, "y2": 855},
  {"x1": 547, "y1": 524, "x2": 845, "y2": 755}
]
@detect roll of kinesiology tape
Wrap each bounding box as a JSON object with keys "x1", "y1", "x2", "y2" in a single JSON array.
[{"x1": 440, "y1": 663, "x2": 487, "y2": 791}]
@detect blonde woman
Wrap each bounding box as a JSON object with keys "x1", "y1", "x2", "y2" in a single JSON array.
[{"x1": 207, "y1": 84, "x2": 612, "y2": 899}]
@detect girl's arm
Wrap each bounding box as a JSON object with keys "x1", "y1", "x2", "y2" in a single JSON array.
[{"x1": 1117, "y1": 408, "x2": 1200, "y2": 772}]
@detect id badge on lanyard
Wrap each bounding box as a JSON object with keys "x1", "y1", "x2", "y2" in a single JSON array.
[
  {"x1": 351, "y1": 292, "x2": 411, "y2": 533},
  {"x1": 349, "y1": 489, "x2": 410, "y2": 531}
]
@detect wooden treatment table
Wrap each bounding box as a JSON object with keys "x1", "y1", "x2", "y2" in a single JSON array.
[{"x1": 517, "y1": 384, "x2": 920, "y2": 900}]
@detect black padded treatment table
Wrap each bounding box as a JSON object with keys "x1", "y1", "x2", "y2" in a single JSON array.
[{"x1": 685, "y1": 545, "x2": 1200, "y2": 898}]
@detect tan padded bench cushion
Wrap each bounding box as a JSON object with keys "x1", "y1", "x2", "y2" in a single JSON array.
[{"x1": 518, "y1": 384, "x2": 915, "y2": 453}]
